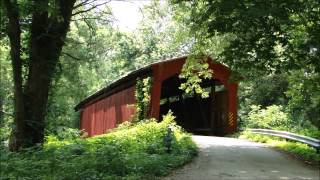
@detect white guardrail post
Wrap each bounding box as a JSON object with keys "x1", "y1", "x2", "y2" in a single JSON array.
[{"x1": 247, "y1": 128, "x2": 320, "y2": 153}]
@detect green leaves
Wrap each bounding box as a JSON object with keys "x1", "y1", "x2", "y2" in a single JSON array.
[
  {"x1": 135, "y1": 77, "x2": 152, "y2": 122},
  {"x1": 172, "y1": 0, "x2": 320, "y2": 75},
  {"x1": 0, "y1": 116, "x2": 197, "y2": 180},
  {"x1": 285, "y1": 70, "x2": 320, "y2": 128},
  {"x1": 246, "y1": 105, "x2": 290, "y2": 130},
  {"x1": 179, "y1": 55, "x2": 212, "y2": 98}
]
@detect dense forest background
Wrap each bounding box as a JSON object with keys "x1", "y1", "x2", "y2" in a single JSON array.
[{"x1": 1, "y1": 0, "x2": 319, "y2": 147}]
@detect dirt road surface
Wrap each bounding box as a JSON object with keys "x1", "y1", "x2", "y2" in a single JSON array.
[{"x1": 163, "y1": 136, "x2": 319, "y2": 180}]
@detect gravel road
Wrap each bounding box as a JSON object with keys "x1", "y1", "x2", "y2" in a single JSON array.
[{"x1": 163, "y1": 136, "x2": 319, "y2": 180}]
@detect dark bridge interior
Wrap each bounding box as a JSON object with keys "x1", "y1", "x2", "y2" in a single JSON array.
[{"x1": 159, "y1": 75, "x2": 229, "y2": 136}]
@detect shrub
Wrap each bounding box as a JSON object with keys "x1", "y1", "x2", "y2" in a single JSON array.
[
  {"x1": 245, "y1": 105, "x2": 290, "y2": 130},
  {"x1": 243, "y1": 105, "x2": 319, "y2": 138},
  {"x1": 0, "y1": 113, "x2": 197, "y2": 180},
  {"x1": 290, "y1": 122, "x2": 320, "y2": 139},
  {"x1": 54, "y1": 127, "x2": 83, "y2": 140}
]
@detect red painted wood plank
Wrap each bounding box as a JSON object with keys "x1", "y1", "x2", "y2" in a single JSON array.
[{"x1": 80, "y1": 86, "x2": 136, "y2": 136}]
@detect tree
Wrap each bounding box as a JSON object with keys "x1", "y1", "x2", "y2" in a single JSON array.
[
  {"x1": 1, "y1": 0, "x2": 77, "y2": 151},
  {"x1": 286, "y1": 70, "x2": 320, "y2": 128},
  {"x1": 0, "y1": 0, "x2": 118, "y2": 150},
  {"x1": 172, "y1": 0, "x2": 320, "y2": 75}
]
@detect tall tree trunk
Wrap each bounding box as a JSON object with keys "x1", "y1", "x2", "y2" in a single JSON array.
[
  {"x1": 23, "y1": 0, "x2": 76, "y2": 147},
  {"x1": 3, "y1": 0, "x2": 26, "y2": 151},
  {"x1": 3, "y1": 0, "x2": 76, "y2": 150}
]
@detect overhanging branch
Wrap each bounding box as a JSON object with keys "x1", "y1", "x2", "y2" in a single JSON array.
[
  {"x1": 72, "y1": 0, "x2": 111, "y2": 16},
  {"x1": 74, "y1": 0, "x2": 93, "y2": 9},
  {"x1": 62, "y1": 52, "x2": 82, "y2": 61}
]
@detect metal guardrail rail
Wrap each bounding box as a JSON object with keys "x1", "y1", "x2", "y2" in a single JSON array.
[{"x1": 247, "y1": 128, "x2": 320, "y2": 151}]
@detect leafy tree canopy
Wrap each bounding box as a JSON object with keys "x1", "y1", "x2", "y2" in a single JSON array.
[{"x1": 172, "y1": 0, "x2": 320, "y2": 75}]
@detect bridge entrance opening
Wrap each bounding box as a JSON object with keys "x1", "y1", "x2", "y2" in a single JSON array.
[{"x1": 159, "y1": 75, "x2": 229, "y2": 136}]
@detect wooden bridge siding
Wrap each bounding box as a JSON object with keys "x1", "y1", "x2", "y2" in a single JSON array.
[{"x1": 80, "y1": 86, "x2": 136, "y2": 136}]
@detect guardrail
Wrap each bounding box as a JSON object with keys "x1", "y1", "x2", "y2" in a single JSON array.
[{"x1": 247, "y1": 128, "x2": 320, "y2": 151}]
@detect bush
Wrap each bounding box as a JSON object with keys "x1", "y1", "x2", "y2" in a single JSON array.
[
  {"x1": 54, "y1": 127, "x2": 83, "y2": 140},
  {"x1": 290, "y1": 122, "x2": 320, "y2": 139},
  {"x1": 0, "y1": 113, "x2": 197, "y2": 180},
  {"x1": 245, "y1": 105, "x2": 290, "y2": 130},
  {"x1": 243, "y1": 105, "x2": 319, "y2": 138}
]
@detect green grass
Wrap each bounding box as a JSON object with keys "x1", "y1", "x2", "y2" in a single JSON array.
[
  {"x1": 0, "y1": 114, "x2": 197, "y2": 180},
  {"x1": 240, "y1": 131, "x2": 320, "y2": 164}
]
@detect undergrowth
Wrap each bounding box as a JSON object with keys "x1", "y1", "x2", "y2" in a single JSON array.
[
  {"x1": 0, "y1": 112, "x2": 197, "y2": 180},
  {"x1": 240, "y1": 131, "x2": 320, "y2": 165},
  {"x1": 242, "y1": 105, "x2": 320, "y2": 138}
]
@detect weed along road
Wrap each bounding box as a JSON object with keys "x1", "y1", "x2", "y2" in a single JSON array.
[{"x1": 163, "y1": 136, "x2": 319, "y2": 180}]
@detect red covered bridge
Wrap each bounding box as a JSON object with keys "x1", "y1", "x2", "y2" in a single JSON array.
[{"x1": 75, "y1": 56, "x2": 238, "y2": 137}]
